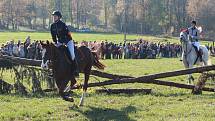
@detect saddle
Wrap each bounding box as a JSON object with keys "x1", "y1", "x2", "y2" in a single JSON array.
[
  {"x1": 192, "y1": 45, "x2": 203, "y2": 63},
  {"x1": 58, "y1": 45, "x2": 81, "y2": 64}
]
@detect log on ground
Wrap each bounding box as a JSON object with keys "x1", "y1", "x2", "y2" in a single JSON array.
[{"x1": 95, "y1": 88, "x2": 152, "y2": 94}]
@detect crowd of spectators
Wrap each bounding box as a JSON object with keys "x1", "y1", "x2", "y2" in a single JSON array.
[
  {"x1": 0, "y1": 36, "x2": 43, "y2": 60},
  {"x1": 1, "y1": 36, "x2": 213, "y2": 60},
  {"x1": 80, "y1": 39, "x2": 182, "y2": 59}
]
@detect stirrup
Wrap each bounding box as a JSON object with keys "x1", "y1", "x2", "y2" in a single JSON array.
[{"x1": 198, "y1": 51, "x2": 203, "y2": 61}]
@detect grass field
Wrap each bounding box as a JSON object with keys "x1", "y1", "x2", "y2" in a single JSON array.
[
  {"x1": 0, "y1": 32, "x2": 212, "y2": 47},
  {"x1": 0, "y1": 32, "x2": 180, "y2": 44},
  {"x1": 0, "y1": 32, "x2": 215, "y2": 121},
  {"x1": 1, "y1": 58, "x2": 215, "y2": 121}
]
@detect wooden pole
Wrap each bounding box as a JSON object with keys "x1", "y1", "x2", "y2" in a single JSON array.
[
  {"x1": 91, "y1": 65, "x2": 215, "y2": 84},
  {"x1": 72, "y1": 78, "x2": 215, "y2": 92},
  {"x1": 72, "y1": 76, "x2": 215, "y2": 93},
  {"x1": 89, "y1": 67, "x2": 215, "y2": 87},
  {"x1": 0, "y1": 55, "x2": 41, "y2": 67},
  {"x1": 1, "y1": 55, "x2": 215, "y2": 80},
  {"x1": 96, "y1": 89, "x2": 152, "y2": 94},
  {"x1": 1, "y1": 55, "x2": 215, "y2": 92}
]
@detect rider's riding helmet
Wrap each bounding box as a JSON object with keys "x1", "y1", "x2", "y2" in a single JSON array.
[
  {"x1": 52, "y1": 11, "x2": 62, "y2": 18},
  {"x1": 191, "y1": 20, "x2": 197, "y2": 25}
]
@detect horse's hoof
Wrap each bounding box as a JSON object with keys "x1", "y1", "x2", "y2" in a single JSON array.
[
  {"x1": 63, "y1": 96, "x2": 74, "y2": 102},
  {"x1": 64, "y1": 91, "x2": 74, "y2": 97},
  {"x1": 79, "y1": 103, "x2": 84, "y2": 107}
]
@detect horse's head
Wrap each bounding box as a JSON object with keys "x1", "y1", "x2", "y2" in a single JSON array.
[
  {"x1": 179, "y1": 29, "x2": 189, "y2": 43},
  {"x1": 40, "y1": 41, "x2": 55, "y2": 69}
]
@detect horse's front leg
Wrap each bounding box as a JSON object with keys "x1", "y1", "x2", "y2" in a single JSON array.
[
  {"x1": 56, "y1": 79, "x2": 74, "y2": 102},
  {"x1": 187, "y1": 64, "x2": 194, "y2": 85},
  {"x1": 69, "y1": 77, "x2": 77, "y2": 90},
  {"x1": 62, "y1": 75, "x2": 78, "y2": 96},
  {"x1": 79, "y1": 73, "x2": 90, "y2": 106},
  {"x1": 188, "y1": 74, "x2": 194, "y2": 84}
]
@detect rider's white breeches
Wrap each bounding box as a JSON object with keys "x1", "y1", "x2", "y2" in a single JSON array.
[
  {"x1": 67, "y1": 41, "x2": 75, "y2": 60},
  {"x1": 57, "y1": 41, "x2": 75, "y2": 60},
  {"x1": 192, "y1": 42, "x2": 200, "y2": 51}
]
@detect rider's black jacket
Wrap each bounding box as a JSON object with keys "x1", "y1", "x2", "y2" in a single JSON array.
[{"x1": 50, "y1": 20, "x2": 72, "y2": 44}]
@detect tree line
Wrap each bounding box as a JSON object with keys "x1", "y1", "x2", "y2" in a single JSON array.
[{"x1": 0, "y1": 0, "x2": 214, "y2": 36}]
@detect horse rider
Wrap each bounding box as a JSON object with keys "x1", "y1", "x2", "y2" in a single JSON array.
[
  {"x1": 188, "y1": 20, "x2": 202, "y2": 61},
  {"x1": 50, "y1": 11, "x2": 79, "y2": 76}
]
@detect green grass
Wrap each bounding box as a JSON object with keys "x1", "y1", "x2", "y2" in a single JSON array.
[
  {"x1": 0, "y1": 32, "x2": 180, "y2": 44},
  {"x1": 1, "y1": 58, "x2": 215, "y2": 121},
  {"x1": 0, "y1": 32, "x2": 215, "y2": 121},
  {"x1": 0, "y1": 32, "x2": 212, "y2": 47}
]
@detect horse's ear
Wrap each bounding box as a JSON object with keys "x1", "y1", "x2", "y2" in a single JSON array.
[
  {"x1": 40, "y1": 40, "x2": 43, "y2": 45},
  {"x1": 46, "y1": 40, "x2": 50, "y2": 45}
]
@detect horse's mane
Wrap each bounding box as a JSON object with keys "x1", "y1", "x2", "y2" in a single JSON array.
[{"x1": 180, "y1": 28, "x2": 188, "y2": 33}]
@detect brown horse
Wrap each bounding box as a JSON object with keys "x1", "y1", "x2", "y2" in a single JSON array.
[{"x1": 40, "y1": 41, "x2": 105, "y2": 106}]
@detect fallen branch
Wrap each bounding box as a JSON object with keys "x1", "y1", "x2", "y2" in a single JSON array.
[{"x1": 95, "y1": 88, "x2": 152, "y2": 94}]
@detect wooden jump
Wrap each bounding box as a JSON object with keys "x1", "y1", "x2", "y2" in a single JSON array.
[
  {"x1": 95, "y1": 88, "x2": 152, "y2": 94},
  {"x1": 1, "y1": 55, "x2": 215, "y2": 92}
]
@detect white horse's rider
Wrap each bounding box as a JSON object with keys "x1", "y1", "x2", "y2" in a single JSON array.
[
  {"x1": 188, "y1": 20, "x2": 202, "y2": 61},
  {"x1": 50, "y1": 11, "x2": 79, "y2": 77},
  {"x1": 179, "y1": 22, "x2": 209, "y2": 84}
]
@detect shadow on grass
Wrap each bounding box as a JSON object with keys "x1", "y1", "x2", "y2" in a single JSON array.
[
  {"x1": 151, "y1": 92, "x2": 188, "y2": 97},
  {"x1": 72, "y1": 105, "x2": 137, "y2": 121},
  {"x1": 0, "y1": 90, "x2": 81, "y2": 99}
]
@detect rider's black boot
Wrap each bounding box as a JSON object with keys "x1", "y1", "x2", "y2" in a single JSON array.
[
  {"x1": 73, "y1": 59, "x2": 79, "y2": 77},
  {"x1": 198, "y1": 50, "x2": 203, "y2": 62}
]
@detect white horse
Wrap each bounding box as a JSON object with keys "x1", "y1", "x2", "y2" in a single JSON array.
[{"x1": 179, "y1": 30, "x2": 210, "y2": 84}]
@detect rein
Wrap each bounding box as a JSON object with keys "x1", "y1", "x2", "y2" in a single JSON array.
[
  {"x1": 50, "y1": 45, "x2": 73, "y2": 65},
  {"x1": 182, "y1": 41, "x2": 193, "y2": 67},
  {"x1": 183, "y1": 42, "x2": 193, "y2": 56},
  {"x1": 48, "y1": 45, "x2": 57, "y2": 68}
]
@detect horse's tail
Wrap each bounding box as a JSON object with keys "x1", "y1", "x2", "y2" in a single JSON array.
[
  {"x1": 207, "y1": 51, "x2": 212, "y2": 65},
  {"x1": 207, "y1": 58, "x2": 212, "y2": 65},
  {"x1": 202, "y1": 47, "x2": 211, "y2": 66},
  {"x1": 92, "y1": 52, "x2": 105, "y2": 70}
]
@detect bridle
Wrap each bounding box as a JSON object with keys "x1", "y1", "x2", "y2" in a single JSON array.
[
  {"x1": 181, "y1": 32, "x2": 193, "y2": 56},
  {"x1": 43, "y1": 44, "x2": 57, "y2": 68},
  {"x1": 180, "y1": 32, "x2": 193, "y2": 66}
]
